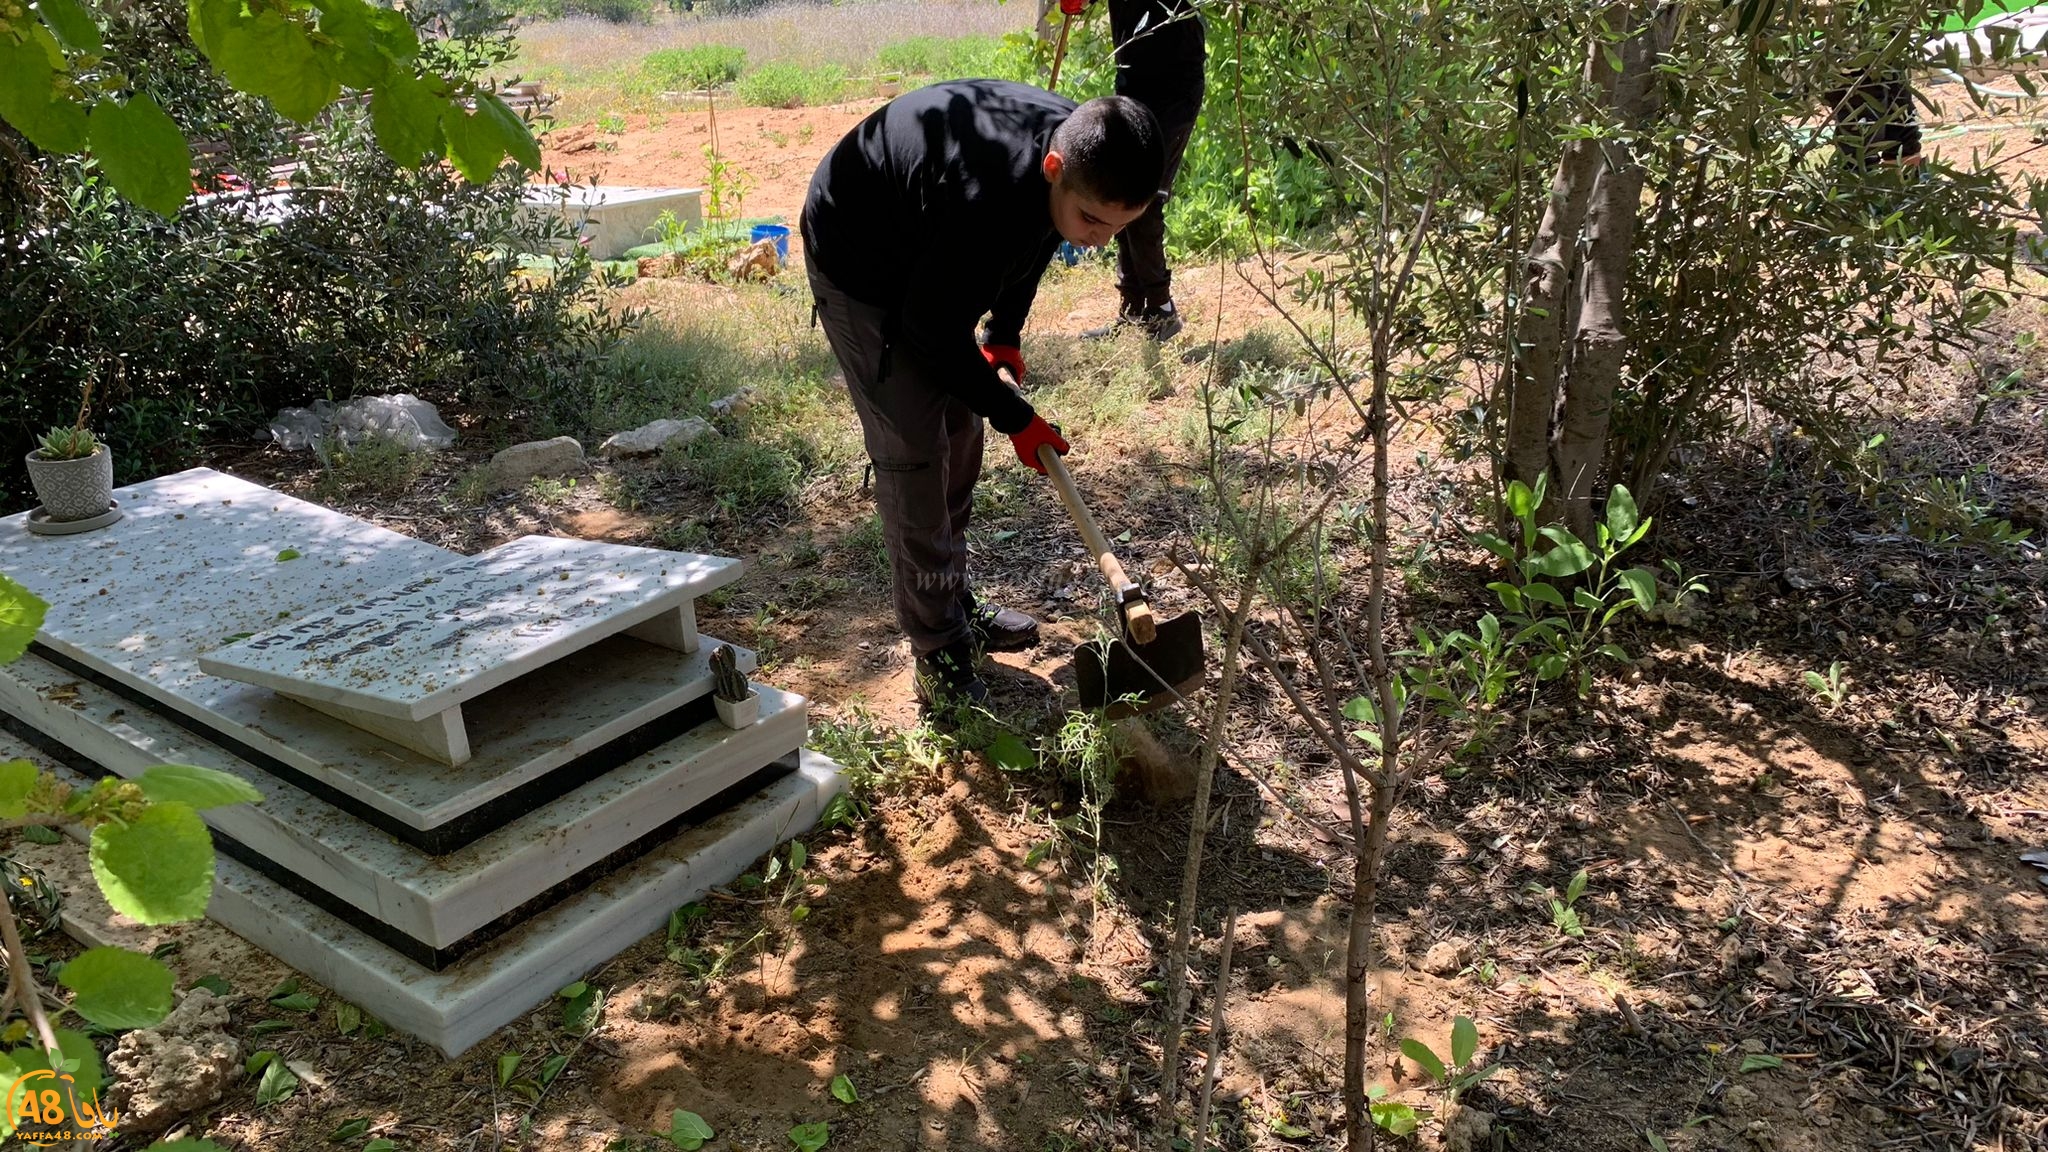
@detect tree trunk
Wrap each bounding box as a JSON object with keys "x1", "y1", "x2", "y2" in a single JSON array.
[
  {"x1": 1552, "y1": 6, "x2": 1677, "y2": 540},
  {"x1": 1506, "y1": 3, "x2": 1677, "y2": 528},
  {"x1": 1342, "y1": 769, "x2": 1398, "y2": 1152},
  {"x1": 1506, "y1": 137, "x2": 1599, "y2": 491},
  {"x1": 1503, "y1": 6, "x2": 1632, "y2": 495}
]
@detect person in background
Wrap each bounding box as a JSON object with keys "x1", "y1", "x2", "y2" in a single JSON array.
[
  {"x1": 1068, "y1": 0, "x2": 1207, "y2": 342},
  {"x1": 1826, "y1": 64, "x2": 1923, "y2": 174},
  {"x1": 801, "y1": 80, "x2": 1166, "y2": 708}
]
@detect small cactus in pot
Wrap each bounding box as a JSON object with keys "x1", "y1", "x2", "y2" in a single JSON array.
[
  {"x1": 710, "y1": 643, "x2": 758, "y2": 728},
  {"x1": 36, "y1": 427, "x2": 99, "y2": 462},
  {"x1": 25, "y1": 380, "x2": 115, "y2": 524},
  {"x1": 24, "y1": 375, "x2": 115, "y2": 522}
]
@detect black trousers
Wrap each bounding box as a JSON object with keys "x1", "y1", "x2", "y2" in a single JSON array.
[{"x1": 1109, "y1": 0, "x2": 1206, "y2": 311}]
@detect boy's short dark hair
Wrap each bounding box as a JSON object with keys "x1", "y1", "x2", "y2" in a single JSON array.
[{"x1": 1049, "y1": 95, "x2": 1166, "y2": 209}]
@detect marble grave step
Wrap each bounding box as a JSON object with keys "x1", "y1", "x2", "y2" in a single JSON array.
[
  {"x1": 0, "y1": 647, "x2": 807, "y2": 966},
  {"x1": 16, "y1": 742, "x2": 845, "y2": 1059}
]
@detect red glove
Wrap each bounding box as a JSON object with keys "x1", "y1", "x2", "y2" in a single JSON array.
[
  {"x1": 1010, "y1": 415, "x2": 1070, "y2": 474},
  {"x1": 1059, "y1": 0, "x2": 1087, "y2": 13},
  {"x1": 982, "y1": 343, "x2": 1025, "y2": 384}
]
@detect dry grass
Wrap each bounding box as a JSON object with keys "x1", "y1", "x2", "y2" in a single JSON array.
[{"x1": 513, "y1": 0, "x2": 1034, "y2": 88}]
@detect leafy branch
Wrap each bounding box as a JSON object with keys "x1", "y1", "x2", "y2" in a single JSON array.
[{"x1": 0, "y1": 0, "x2": 540, "y2": 216}]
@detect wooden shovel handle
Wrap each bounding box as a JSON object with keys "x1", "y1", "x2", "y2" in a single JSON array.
[
  {"x1": 1038, "y1": 444, "x2": 1157, "y2": 644},
  {"x1": 1049, "y1": 12, "x2": 1074, "y2": 92},
  {"x1": 995, "y1": 362, "x2": 1156, "y2": 642}
]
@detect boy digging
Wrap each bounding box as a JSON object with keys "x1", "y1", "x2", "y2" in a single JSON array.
[{"x1": 801, "y1": 80, "x2": 1165, "y2": 707}]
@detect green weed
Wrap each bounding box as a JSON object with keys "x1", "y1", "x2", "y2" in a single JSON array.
[
  {"x1": 314, "y1": 434, "x2": 429, "y2": 501},
  {"x1": 809, "y1": 703, "x2": 957, "y2": 795},
  {"x1": 1803, "y1": 660, "x2": 1849, "y2": 711},
  {"x1": 640, "y1": 44, "x2": 747, "y2": 91},
  {"x1": 1395, "y1": 1014, "x2": 1496, "y2": 1113},
  {"x1": 525, "y1": 474, "x2": 580, "y2": 505},
  {"x1": 838, "y1": 513, "x2": 892, "y2": 581},
  {"x1": 1474, "y1": 476, "x2": 1704, "y2": 698}
]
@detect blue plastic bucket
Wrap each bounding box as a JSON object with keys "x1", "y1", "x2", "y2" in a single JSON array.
[{"x1": 751, "y1": 223, "x2": 791, "y2": 262}]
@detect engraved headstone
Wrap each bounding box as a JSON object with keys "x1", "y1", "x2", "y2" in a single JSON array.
[{"x1": 199, "y1": 535, "x2": 734, "y2": 765}]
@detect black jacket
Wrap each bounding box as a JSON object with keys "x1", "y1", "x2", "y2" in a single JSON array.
[{"x1": 801, "y1": 80, "x2": 1075, "y2": 436}]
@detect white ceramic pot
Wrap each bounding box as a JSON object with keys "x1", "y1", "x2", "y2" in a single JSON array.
[
  {"x1": 714, "y1": 690, "x2": 759, "y2": 729},
  {"x1": 25, "y1": 445, "x2": 113, "y2": 522}
]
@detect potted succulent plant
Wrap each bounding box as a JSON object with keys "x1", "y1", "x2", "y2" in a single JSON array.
[
  {"x1": 25, "y1": 423, "x2": 113, "y2": 523},
  {"x1": 710, "y1": 643, "x2": 758, "y2": 729}
]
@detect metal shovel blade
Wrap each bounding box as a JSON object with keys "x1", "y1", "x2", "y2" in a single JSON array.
[{"x1": 1075, "y1": 610, "x2": 1205, "y2": 716}]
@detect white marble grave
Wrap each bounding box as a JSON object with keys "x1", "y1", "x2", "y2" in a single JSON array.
[
  {"x1": 0, "y1": 467, "x2": 843, "y2": 1057},
  {"x1": 199, "y1": 534, "x2": 734, "y2": 766},
  {"x1": 520, "y1": 184, "x2": 704, "y2": 260},
  {"x1": 0, "y1": 470, "x2": 746, "y2": 844}
]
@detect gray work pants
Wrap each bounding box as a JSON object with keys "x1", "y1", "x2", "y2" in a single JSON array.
[{"x1": 807, "y1": 266, "x2": 982, "y2": 657}]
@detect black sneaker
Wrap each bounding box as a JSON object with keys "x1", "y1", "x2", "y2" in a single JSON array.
[
  {"x1": 968, "y1": 601, "x2": 1041, "y2": 653},
  {"x1": 1082, "y1": 299, "x2": 1185, "y2": 343},
  {"x1": 913, "y1": 641, "x2": 988, "y2": 708}
]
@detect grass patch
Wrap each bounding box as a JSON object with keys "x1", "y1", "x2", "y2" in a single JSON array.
[
  {"x1": 874, "y1": 34, "x2": 1007, "y2": 80},
  {"x1": 1027, "y1": 333, "x2": 1160, "y2": 439},
  {"x1": 837, "y1": 512, "x2": 891, "y2": 581},
  {"x1": 660, "y1": 427, "x2": 808, "y2": 521},
  {"x1": 735, "y1": 60, "x2": 851, "y2": 108}
]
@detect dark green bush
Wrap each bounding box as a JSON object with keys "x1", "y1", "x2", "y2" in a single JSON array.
[
  {"x1": 0, "y1": 0, "x2": 630, "y2": 511},
  {"x1": 564, "y1": 0, "x2": 653, "y2": 22}
]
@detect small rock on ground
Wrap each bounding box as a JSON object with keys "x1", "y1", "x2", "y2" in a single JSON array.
[
  {"x1": 1420, "y1": 938, "x2": 1470, "y2": 976},
  {"x1": 103, "y1": 987, "x2": 241, "y2": 1134},
  {"x1": 727, "y1": 238, "x2": 779, "y2": 280},
  {"x1": 488, "y1": 436, "x2": 587, "y2": 490},
  {"x1": 709, "y1": 388, "x2": 759, "y2": 419},
  {"x1": 599, "y1": 417, "x2": 718, "y2": 459},
  {"x1": 1443, "y1": 1104, "x2": 1494, "y2": 1152},
  {"x1": 1756, "y1": 956, "x2": 1796, "y2": 990}
]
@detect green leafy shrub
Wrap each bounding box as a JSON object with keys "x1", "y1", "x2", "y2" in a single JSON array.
[
  {"x1": 735, "y1": 61, "x2": 850, "y2": 109},
  {"x1": 875, "y1": 35, "x2": 1005, "y2": 79},
  {"x1": 0, "y1": 577, "x2": 263, "y2": 1144},
  {"x1": 641, "y1": 44, "x2": 748, "y2": 91},
  {"x1": 1471, "y1": 476, "x2": 1704, "y2": 697}
]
